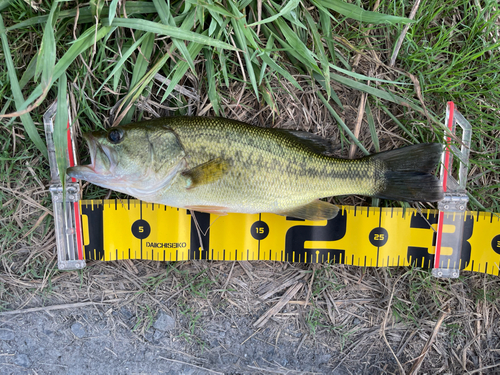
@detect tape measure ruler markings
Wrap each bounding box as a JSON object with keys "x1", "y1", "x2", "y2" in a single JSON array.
[
  {"x1": 78, "y1": 200, "x2": 500, "y2": 276},
  {"x1": 46, "y1": 102, "x2": 500, "y2": 277}
]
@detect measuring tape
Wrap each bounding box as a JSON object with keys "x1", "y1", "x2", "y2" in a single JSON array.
[
  {"x1": 78, "y1": 200, "x2": 500, "y2": 276},
  {"x1": 44, "y1": 101, "x2": 500, "y2": 277}
]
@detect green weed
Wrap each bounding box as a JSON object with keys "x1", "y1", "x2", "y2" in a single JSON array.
[{"x1": 0, "y1": 0, "x2": 499, "y2": 317}]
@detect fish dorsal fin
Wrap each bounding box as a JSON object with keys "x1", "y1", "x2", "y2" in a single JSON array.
[
  {"x1": 182, "y1": 157, "x2": 230, "y2": 189},
  {"x1": 275, "y1": 129, "x2": 337, "y2": 155},
  {"x1": 278, "y1": 200, "x2": 339, "y2": 221}
]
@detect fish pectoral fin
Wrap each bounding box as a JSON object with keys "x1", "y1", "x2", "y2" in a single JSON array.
[
  {"x1": 182, "y1": 157, "x2": 230, "y2": 189},
  {"x1": 278, "y1": 200, "x2": 339, "y2": 221},
  {"x1": 186, "y1": 205, "x2": 229, "y2": 215}
]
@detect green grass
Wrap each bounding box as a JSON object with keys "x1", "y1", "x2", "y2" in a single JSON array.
[
  {"x1": 393, "y1": 0, "x2": 500, "y2": 211},
  {"x1": 1, "y1": 0, "x2": 496, "y2": 207},
  {"x1": 1, "y1": 0, "x2": 427, "y2": 187},
  {"x1": 0, "y1": 5, "x2": 499, "y2": 371},
  {"x1": 391, "y1": 269, "x2": 449, "y2": 324}
]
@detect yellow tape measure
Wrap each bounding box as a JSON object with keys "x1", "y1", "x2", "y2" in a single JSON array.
[{"x1": 80, "y1": 199, "x2": 500, "y2": 276}]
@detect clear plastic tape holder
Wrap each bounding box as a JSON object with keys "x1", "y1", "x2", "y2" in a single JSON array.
[
  {"x1": 44, "y1": 101, "x2": 86, "y2": 270},
  {"x1": 432, "y1": 101, "x2": 472, "y2": 278}
]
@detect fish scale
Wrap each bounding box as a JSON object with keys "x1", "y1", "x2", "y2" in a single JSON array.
[{"x1": 167, "y1": 118, "x2": 376, "y2": 210}]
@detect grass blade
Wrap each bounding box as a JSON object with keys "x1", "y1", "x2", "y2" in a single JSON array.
[
  {"x1": 204, "y1": 48, "x2": 220, "y2": 115},
  {"x1": 261, "y1": 77, "x2": 279, "y2": 118},
  {"x1": 228, "y1": 3, "x2": 259, "y2": 49},
  {"x1": 304, "y1": 10, "x2": 330, "y2": 98},
  {"x1": 121, "y1": 31, "x2": 155, "y2": 124},
  {"x1": 329, "y1": 63, "x2": 410, "y2": 85},
  {"x1": 365, "y1": 100, "x2": 380, "y2": 153},
  {"x1": 249, "y1": 0, "x2": 300, "y2": 26},
  {"x1": 313, "y1": 0, "x2": 415, "y2": 25},
  {"x1": 152, "y1": 0, "x2": 171, "y2": 24},
  {"x1": 258, "y1": 52, "x2": 302, "y2": 91},
  {"x1": 312, "y1": 72, "x2": 343, "y2": 109},
  {"x1": 0, "y1": 14, "x2": 47, "y2": 158},
  {"x1": 380, "y1": 105, "x2": 419, "y2": 143},
  {"x1": 275, "y1": 0, "x2": 307, "y2": 30},
  {"x1": 115, "y1": 53, "x2": 172, "y2": 124},
  {"x1": 6, "y1": 2, "x2": 158, "y2": 31},
  {"x1": 109, "y1": 18, "x2": 238, "y2": 51},
  {"x1": 96, "y1": 33, "x2": 148, "y2": 95},
  {"x1": 115, "y1": 16, "x2": 211, "y2": 119},
  {"x1": 171, "y1": 38, "x2": 196, "y2": 75},
  {"x1": 40, "y1": 1, "x2": 58, "y2": 97},
  {"x1": 108, "y1": 0, "x2": 120, "y2": 25},
  {"x1": 272, "y1": 17, "x2": 321, "y2": 74},
  {"x1": 327, "y1": 72, "x2": 439, "y2": 123},
  {"x1": 258, "y1": 34, "x2": 274, "y2": 85},
  {"x1": 19, "y1": 25, "x2": 113, "y2": 113},
  {"x1": 54, "y1": 74, "x2": 68, "y2": 189},
  {"x1": 197, "y1": 0, "x2": 236, "y2": 19},
  {"x1": 0, "y1": 0, "x2": 13, "y2": 12},
  {"x1": 160, "y1": 40, "x2": 204, "y2": 102},
  {"x1": 19, "y1": 54, "x2": 38, "y2": 89},
  {"x1": 153, "y1": 0, "x2": 196, "y2": 74},
  {"x1": 90, "y1": 0, "x2": 105, "y2": 19},
  {"x1": 217, "y1": 48, "x2": 230, "y2": 88},
  {"x1": 230, "y1": 16, "x2": 260, "y2": 99},
  {"x1": 318, "y1": 7, "x2": 336, "y2": 64}
]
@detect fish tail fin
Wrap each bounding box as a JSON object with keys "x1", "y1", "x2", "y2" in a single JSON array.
[{"x1": 371, "y1": 143, "x2": 444, "y2": 202}]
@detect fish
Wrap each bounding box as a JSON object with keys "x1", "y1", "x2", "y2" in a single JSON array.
[{"x1": 67, "y1": 116, "x2": 444, "y2": 221}]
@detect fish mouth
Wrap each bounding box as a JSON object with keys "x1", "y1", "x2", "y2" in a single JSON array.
[{"x1": 67, "y1": 133, "x2": 114, "y2": 182}]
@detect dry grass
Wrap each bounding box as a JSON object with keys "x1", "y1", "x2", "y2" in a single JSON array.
[
  {"x1": 1, "y1": 0, "x2": 500, "y2": 373},
  {"x1": 2, "y1": 253, "x2": 500, "y2": 373},
  {"x1": 1, "y1": 75, "x2": 500, "y2": 373}
]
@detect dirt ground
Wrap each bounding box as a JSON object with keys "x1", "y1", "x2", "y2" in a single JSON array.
[{"x1": 1, "y1": 257, "x2": 499, "y2": 374}]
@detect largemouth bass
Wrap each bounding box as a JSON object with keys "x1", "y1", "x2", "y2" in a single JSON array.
[{"x1": 67, "y1": 117, "x2": 443, "y2": 221}]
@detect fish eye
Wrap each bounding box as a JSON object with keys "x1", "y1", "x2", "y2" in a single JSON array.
[{"x1": 107, "y1": 128, "x2": 124, "y2": 144}]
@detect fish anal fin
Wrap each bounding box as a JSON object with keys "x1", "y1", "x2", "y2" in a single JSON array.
[
  {"x1": 182, "y1": 157, "x2": 230, "y2": 189},
  {"x1": 186, "y1": 205, "x2": 229, "y2": 215},
  {"x1": 278, "y1": 200, "x2": 339, "y2": 221}
]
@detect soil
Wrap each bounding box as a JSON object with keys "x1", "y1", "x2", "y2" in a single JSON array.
[
  {"x1": 1, "y1": 303, "x2": 347, "y2": 375},
  {"x1": 3, "y1": 260, "x2": 497, "y2": 375}
]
